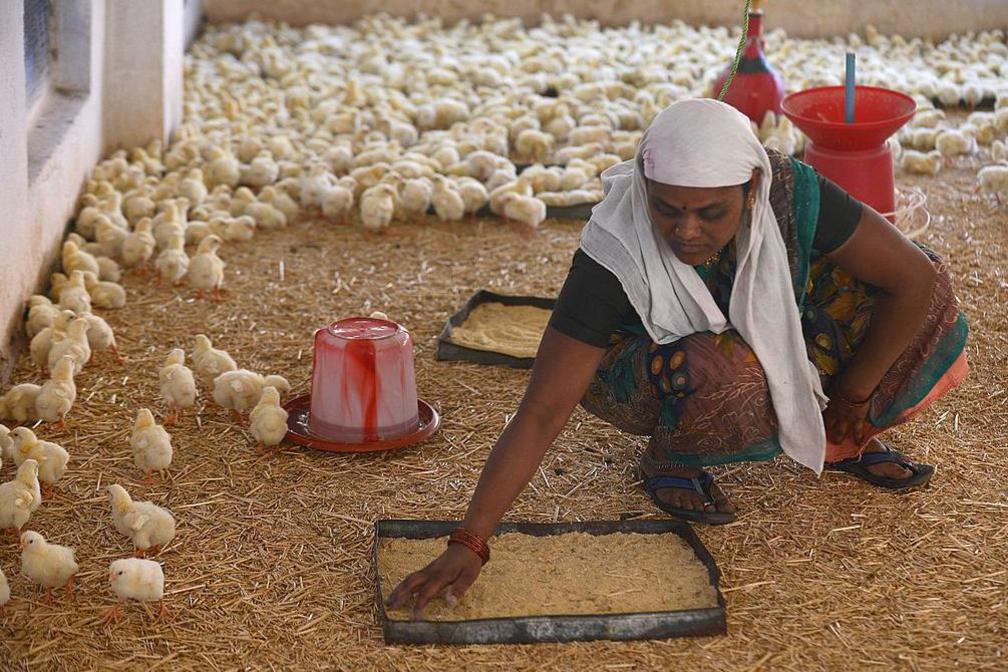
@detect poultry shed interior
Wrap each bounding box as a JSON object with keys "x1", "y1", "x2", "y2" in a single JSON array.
[{"x1": 0, "y1": 0, "x2": 1006, "y2": 669}]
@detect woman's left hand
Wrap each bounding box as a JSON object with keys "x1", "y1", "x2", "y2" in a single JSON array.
[{"x1": 822, "y1": 394, "x2": 871, "y2": 445}]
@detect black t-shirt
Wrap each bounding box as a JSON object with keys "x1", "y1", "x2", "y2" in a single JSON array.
[{"x1": 549, "y1": 173, "x2": 864, "y2": 348}]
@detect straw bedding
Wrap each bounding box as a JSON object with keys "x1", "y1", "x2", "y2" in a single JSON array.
[{"x1": 0, "y1": 145, "x2": 1005, "y2": 671}]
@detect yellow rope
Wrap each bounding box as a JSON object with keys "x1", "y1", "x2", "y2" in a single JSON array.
[{"x1": 717, "y1": 0, "x2": 753, "y2": 101}]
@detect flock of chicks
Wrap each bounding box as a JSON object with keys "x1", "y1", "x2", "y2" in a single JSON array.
[
  {"x1": 0, "y1": 279, "x2": 292, "y2": 617},
  {"x1": 1, "y1": 11, "x2": 1007, "y2": 622},
  {"x1": 173, "y1": 14, "x2": 1008, "y2": 230},
  {"x1": 891, "y1": 94, "x2": 1008, "y2": 199}
]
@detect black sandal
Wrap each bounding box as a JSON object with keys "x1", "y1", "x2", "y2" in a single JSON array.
[
  {"x1": 826, "y1": 443, "x2": 934, "y2": 491},
  {"x1": 641, "y1": 470, "x2": 737, "y2": 525}
]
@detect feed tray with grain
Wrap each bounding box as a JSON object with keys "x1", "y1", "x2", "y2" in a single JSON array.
[{"x1": 379, "y1": 531, "x2": 718, "y2": 621}]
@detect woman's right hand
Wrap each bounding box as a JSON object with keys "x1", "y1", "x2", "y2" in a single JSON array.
[{"x1": 385, "y1": 543, "x2": 483, "y2": 619}]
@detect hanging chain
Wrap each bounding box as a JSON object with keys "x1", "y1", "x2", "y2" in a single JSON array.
[{"x1": 717, "y1": 0, "x2": 753, "y2": 101}]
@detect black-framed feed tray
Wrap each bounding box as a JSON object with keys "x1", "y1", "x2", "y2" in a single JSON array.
[
  {"x1": 436, "y1": 290, "x2": 556, "y2": 369},
  {"x1": 373, "y1": 519, "x2": 727, "y2": 645}
]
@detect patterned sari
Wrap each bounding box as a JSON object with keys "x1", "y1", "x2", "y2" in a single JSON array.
[{"x1": 580, "y1": 152, "x2": 969, "y2": 469}]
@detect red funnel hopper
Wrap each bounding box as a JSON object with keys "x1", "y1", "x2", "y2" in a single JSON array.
[
  {"x1": 781, "y1": 86, "x2": 916, "y2": 151},
  {"x1": 781, "y1": 86, "x2": 916, "y2": 220}
]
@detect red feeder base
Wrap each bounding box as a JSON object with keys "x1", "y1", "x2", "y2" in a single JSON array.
[{"x1": 283, "y1": 395, "x2": 441, "y2": 453}]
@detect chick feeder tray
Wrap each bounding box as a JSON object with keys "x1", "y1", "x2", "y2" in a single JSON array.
[
  {"x1": 374, "y1": 518, "x2": 727, "y2": 645},
  {"x1": 284, "y1": 317, "x2": 440, "y2": 453}
]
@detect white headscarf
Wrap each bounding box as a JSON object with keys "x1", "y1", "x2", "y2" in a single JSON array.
[{"x1": 580, "y1": 98, "x2": 828, "y2": 474}]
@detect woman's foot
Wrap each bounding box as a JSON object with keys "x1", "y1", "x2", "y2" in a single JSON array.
[
  {"x1": 640, "y1": 463, "x2": 736, "y2": 515},
  {"x1": 858, "y1": 439, "x2": 913, "y2": 479},
  {"x1": 827, "y1": 440, "x2": 934, "y2": 491}
]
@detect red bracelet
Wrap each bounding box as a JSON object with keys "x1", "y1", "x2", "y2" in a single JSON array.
[{"x1": 448, "y1": 528, "x2": 490, "y2": 565}]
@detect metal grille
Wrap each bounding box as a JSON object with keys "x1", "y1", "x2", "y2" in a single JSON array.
[{"x1": 24, "y1": 0, "x2": 53, "y2": 107}]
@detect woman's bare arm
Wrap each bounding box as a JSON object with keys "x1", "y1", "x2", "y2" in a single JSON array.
[
  {"x1": 460, "y1": 326, "x2": 608, "y2": 538},
  {"x1": 386, "y1": 326, "x2": 607, "y2": 614},
  {"x1": 825, "y1": 205, "x2": 937, "y2": 401}
]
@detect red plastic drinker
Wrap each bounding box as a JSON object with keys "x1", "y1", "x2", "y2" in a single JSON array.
[
  {"x1": 710, "y1": 9, "x2": 785, "y2": 124},
  {"x1": 308, "y1": 317, "x2": 419, "y2": 443}
]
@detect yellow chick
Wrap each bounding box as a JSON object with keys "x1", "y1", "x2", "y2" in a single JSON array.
[
  {"x1": 0, "y1": 567, "x2": 9, "y2": 608},
  {"x1": 96, "y1": 255, "x2": 123, "y2": 283},
  {"x1": 121, "y1": 218, "x2": 157, "y2": 273},
  {"x1": 95, "y1": 216, "x2": 129, "y2": 260},
  {"x1": 82, "y1": 312, "x2": 123, "y2": 364},
  {"x1": 1, "y1": 384, "x2": 42, "y2": 424},
  {"x1": 396, "y1": 177, "x2": 432, "y2": 223},
  {"x1": 210, "y1": 215, "x2": 256, "y2": 242},
  {"x1": 212, "y1": 370, "x2": 290, "y2": 424},
  {"x1": 184, "y1": 220, "x2": 213, "y2": 246},
  {"x1": 0, "y1": 460, "x2": 41, "y2": 536},
  {"x1": 900, "y1": 150, "x2": 942, "y2": 176},
  {"x1": 105, "y1": 558, "x2": 167, "y2": 623},
  {"x1": 25, "y1": 295, "x2": 60, "y2": 339},
  {"x1": 259, "y1": 185, "x2": 300, "y2": 222},
  {"x1": 191, "y1": 335, "x2": 237, "y2": 387},
  {"x1": 499, "y1": 192, "x2": 547, "y2": 230},
  {"x1": 158, "y1": 349, "x2": 197, "y2": 425},
  {"x1": 228, "y1": 187, "x2": 257, "y2": 216},
  {"x1": 47, "y1": 317, "x2": 91, "y2": 375},
  {"x1": 206, "y1": 147, "x2": 241, "y2": 188},
  {"x1": 320, "y1": 182, "x2": 355, "y2": 224},
  {"x1": 61, "y1": 240, "x2": 101, "y2": 277},
  {"x1": 359, "y1": 183, "x2": 397, "y2": 233},
  {"x1": 57, "y1": 270, "x2": 92, "y2": 314},
  {"x1": 152, "y1": 203, "x2": 188, "y2": 251},
  {"x1": 107, "y1": 484, "x2": 176, "y2": 557},
  {"x1": 11, "y1": 427, "x2": 69, "y2": 500},
  {"x1": 979, "y1": 165, "x2": 1008, "y2": 201},
  {"x1": 489, "y1": 178, "x2": 534, "y2": 215},
  {"x1": 179, "y1": 168, "x2": 208, "y2": 206},
  {"x1": 240, "y1": 151, "x2": 280, "y2": 188},
  {"x1": 244, "y1": 200, "x2": 287, "y2": 230},
  {"x1": 82, "y1": 271, "x2": 126, "y2": 309},
  {"x1": 515, "y1": 128, "x2": 554, "y2": 162},
  {"x1": 37, "y1": 355, "x2": 78, "y2": 429},
  {"x1": 0, "y1": 423, "x2": 12, "y2": 463},
  {"x1": 123, "y1": 191, "x2": 157, "y2": 224},
  {"x1": 131, "y1": 409, "x2": 173, "y2": 484},
  {"x1": 936, "y1": 129, "x2": 977, "y2": 160},
  {"x1": 431, "y1": 176, "x2": 466, "y2": 222},
  {"x1": 74, "y1": 195, "x2": 106, "y2": 239},
  {"x1": 249, "y1": 386, "x2": 289, "y2": 451},
  {"x1": 188, "y1": 235, "x2": 225, "y2": 301},
  {"x1": 454, "y1": 176, "x2": 489, "y2": 220},
  {"x1": 154, "y1": 233, "x2": 189, "y2": 286},
  {"x1": 30, "y1": 309, "x2": 75, "y2": 373},
  {"x1": 20, "y1": 531, "x2": 79, "y2": 601}
]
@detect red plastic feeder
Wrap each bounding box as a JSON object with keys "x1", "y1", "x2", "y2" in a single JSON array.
[
  {"x1": 284, "y1": 317, "x2": 440, "y2": 453},
  {"x1": 710, "y1": 8, "x2": 785, "y2": 124},
  {"x1": 782, "y1": 86, "x2": 916, "y2": 220}
]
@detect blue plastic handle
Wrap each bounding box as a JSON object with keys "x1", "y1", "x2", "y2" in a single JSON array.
[{"x1": 845, "y1": 52, "x2": 856, "y2": 123}]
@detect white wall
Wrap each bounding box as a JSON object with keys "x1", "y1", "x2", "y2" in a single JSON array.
[
  {"x1": 0, "y1": 0, "x2": 193, "y2": 384},
  {"x1": 201, "y1": 0, "x2": 1008, "y2": 40}
]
